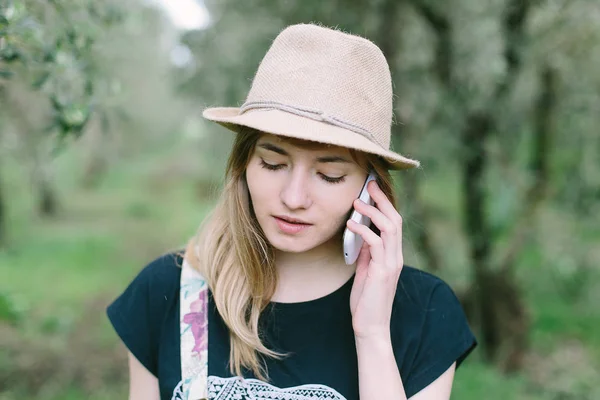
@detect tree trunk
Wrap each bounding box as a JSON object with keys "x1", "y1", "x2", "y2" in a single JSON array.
[
  {"x1": 459, "y1": 111, "x2": 531, "y2": 372},
  {"x1": 81, "y1": 113, "x2": 111, "y2": 189},
  {"x1": 37, "y1": 171, "x2": 58, "y2": 216},
  {"x1": 31, "y1": 145, "x2": 59, "y2": 218},
  {"x1": 0, "y1": 165, "x2": 5, "y2": 247},
  {"x1": 460, "y1": 112, "x2": 498, "y2": 362},
  {"x1": 0, "y1": 88, "x2": 10, "y2": 245},
  {"x1": 3, "y1": 83, "x2": 60, "y2": 218},
  {"x1": 377, "y1": 0, "x2": 441, "y2": 272},
  {"x1": 462, "y1": 65, "x2": 556, "y2": 372}
]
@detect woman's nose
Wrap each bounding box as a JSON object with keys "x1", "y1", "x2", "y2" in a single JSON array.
[{"x1": 280, "y1": 171, "x2": 312, "y2": 210}]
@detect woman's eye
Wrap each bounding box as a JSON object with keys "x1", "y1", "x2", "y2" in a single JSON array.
[
  {"x1": 319, "y1": 174, "x2": 345, "y2": 184},
  {"x1": 260, "y1": 159, "x2": 345, "y2": 184},
  {"x1": 260, "y1": 160, "x2": 285, "y2": 171}
]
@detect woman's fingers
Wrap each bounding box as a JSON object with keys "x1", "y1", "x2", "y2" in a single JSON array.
[
  {"x1": 351, "y1": 197, "x2": 397, "y2": 271},
  {"x1": 366, "y1": 181, "x2": 400, "y2": 224},
  {"x1": 346, "y1": 219, "x2": 386, "y2": 267},
  {"x1": 364, "y1": 181, "x2": 404, "y2": 270},
  {"x1": 350, "y1": 241, "x2": 370, "y2": 307}
]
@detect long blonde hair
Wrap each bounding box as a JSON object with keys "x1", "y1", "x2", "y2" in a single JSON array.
[{"x1": 184, "y1": 128, "x2": 397, "y2": 380}]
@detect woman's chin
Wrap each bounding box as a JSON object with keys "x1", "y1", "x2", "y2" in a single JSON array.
[
  {"x1": 266, "y1": 230, "x2": 340, "y2": 255},
  {"x1": 268, "y1": 237, "x2": 314, "y2": 253}
]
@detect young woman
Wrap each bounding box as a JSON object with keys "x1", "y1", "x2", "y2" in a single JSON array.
[{"x1": 107, "y1": 23, "x2": 477, "y2": 400}]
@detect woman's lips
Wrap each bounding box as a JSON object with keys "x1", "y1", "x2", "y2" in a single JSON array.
[{"x1": 273, "y1": 216, "x2": 312, "y2": 234}]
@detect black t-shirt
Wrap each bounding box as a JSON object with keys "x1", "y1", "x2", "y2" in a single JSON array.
[{"x1": 107, "y1": 252, "x2": 477, "y2": 400}]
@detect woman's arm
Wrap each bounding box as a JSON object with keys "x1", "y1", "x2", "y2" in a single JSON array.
[
  {"x1": 408, "y1": 363, "x2": 455, "y2": 400},
  {"x1": 128, "y1": 351, "x2": 160, "y2": 400},
  {"x1": 355, "y1": 335, "x2": 456, "y2": 400},
  {"x1": 355, "y1": 335, "x2": 406, "y2": 399}
]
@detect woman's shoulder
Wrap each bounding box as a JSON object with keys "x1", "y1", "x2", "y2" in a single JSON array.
[
  {"x1": 135, "y1": 250, "x2": 184, "y2": 285},
  {"x1": 392, "y1": 265, "x2": 468, "y2": 326},
  {"x1": 111, "y1": 250, "x2": 184, "y2": 308},
  {"x1": 392, "y1": 266, "x2": 477, "y2": 397},
  {"x1": 106, "y1": 249, "x2": 185, "y2": 377}
]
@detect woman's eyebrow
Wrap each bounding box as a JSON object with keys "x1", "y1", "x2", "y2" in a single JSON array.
[
  {"x1": 257, "y1": 143, "x2": 287, "y2": 156},
  {"x1": 257, "y1": 142, "x2": 351, "y2": 164},
  {"x1": 315, "y1": 155, "x2": 351, "y2": 164}
]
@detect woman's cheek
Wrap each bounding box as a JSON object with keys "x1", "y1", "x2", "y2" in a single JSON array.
[{"x1": 321, "y1": 193, "x2": 353, "y2": 229}]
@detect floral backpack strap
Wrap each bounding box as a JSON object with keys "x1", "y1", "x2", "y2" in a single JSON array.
[{"x1": 180, "y1": 256, "x2": 209, "y2": 399}]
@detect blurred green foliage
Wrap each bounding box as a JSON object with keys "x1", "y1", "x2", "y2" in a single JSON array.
[
  {"x1": 0, "y1": 290, "x2": 20, "y2": 325},
  {"x1": 0, "y1": 0, "x2": 124, "y2": 139}
]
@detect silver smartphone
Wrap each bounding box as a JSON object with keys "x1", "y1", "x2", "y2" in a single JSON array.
[{"x1": 342, "y1": 172, "x2": 377, "y2": 265}]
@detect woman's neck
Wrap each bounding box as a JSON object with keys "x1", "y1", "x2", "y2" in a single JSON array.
[{"x1": 271, "y1": 236, "x2": 356, "y2": 303}]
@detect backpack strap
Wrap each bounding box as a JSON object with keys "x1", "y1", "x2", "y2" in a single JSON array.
[{"x1": 180, "y1": 257, "x2": 209, "y2": 400}]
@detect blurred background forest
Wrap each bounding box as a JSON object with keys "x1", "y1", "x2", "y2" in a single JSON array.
[{"x1": 1, "y1": 0, "x2": 599, "y2": 399}]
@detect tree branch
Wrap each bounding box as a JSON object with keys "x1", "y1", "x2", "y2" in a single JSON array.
[
  {"x1": 407, "y1": 0, "x2": 453, "y2": 87},
  {"x1": 498, "y1": 65, "x2": 556, "y2": 274},
  {"x1": 459, "y1": 0, "x2": 534, "y2": 276},
  {"x1": 493, "y1": 0, "x2": 532, "y2": 102}
]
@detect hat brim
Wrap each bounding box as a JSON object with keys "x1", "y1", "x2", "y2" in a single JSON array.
[{"x1": 202, "y1": 107, "x2": 421, "y2": 170}]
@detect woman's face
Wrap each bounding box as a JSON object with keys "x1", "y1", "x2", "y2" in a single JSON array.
[{"x1": 246, "y1": 133, "x2": 368, "y2": 254}]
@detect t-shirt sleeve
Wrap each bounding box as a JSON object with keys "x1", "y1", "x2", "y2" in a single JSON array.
[
  {"x1": 403, "y1": 280, "x2": 477, "y2": 398},
  {"x1": 106, "y1": 252, "x2": 182, "y2": 376}
]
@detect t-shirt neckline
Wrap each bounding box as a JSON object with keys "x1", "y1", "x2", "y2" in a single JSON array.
[{"x1": 267, "y1": 273, "x2": 356, "y2": 311}]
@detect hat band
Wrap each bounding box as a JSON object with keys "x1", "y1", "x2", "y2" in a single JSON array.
[{"x1": 240, "y1": 100, "x2": 379, "y2": 145}]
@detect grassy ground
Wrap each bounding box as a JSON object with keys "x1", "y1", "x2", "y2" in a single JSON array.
[{"x1": 0, "y1": 138, "x2": 598, "y2": 399}]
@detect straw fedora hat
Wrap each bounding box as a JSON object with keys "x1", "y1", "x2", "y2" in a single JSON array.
[{"x1": 202, "y1": 23, "x2": 420, "y2": 170}]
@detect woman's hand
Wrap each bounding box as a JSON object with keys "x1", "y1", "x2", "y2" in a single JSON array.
[{"x1": 346, "y1": 180, "x2": 404, "y2": 342}]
